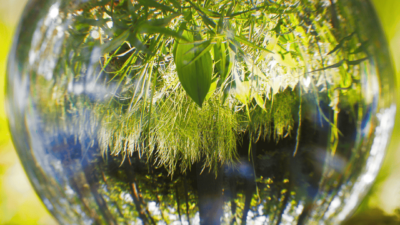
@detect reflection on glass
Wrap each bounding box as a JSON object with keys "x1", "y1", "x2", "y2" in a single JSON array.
[{"x1": 6, "y1": 0, "x2": 396, "y2": 224}]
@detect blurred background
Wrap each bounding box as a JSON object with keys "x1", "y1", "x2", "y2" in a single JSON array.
[{"x1": 1, "y1": 0, "x2": 400, "y2": 224}]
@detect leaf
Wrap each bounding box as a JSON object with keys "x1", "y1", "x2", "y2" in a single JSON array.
[
  {"x1": 76, "y1": 18, "x2": 111, "y2": 27},
  {"x1": 228, "y1": 37, "x2": 247, "y2": 56},
  {"x1": 271, "y1": 76, "x2": 281, "y2": 95},
  {"x1": 197, "y1": 4, "x2": 221, "y2": 18},
  {"x1": 327, "y1": 42, "x2": 343, "y2": 55},
  {"x1": 182, "y1": 40, "x2": 213, "y2": 67},
  {"x1": 327, "y1": 32, "x2": 355, "y2": 55},
  {"x1": 226, "y1": 3, "x2": 235, "y2": 17},
  {"x1": 203, "y1": 0, "x2": 211, "y2": 7},
  {"x1": 346, "y1": 57, "x2": 368, "y2": 66},
  {"x1": 205, "y1": 78, "x2": 219, "y2": 101},
  {"x1": 138, "y1": 25, "x2": 186, "y2": 41},
  {"x1": 233, "y1": 68, "x2": 250, "y2": 105},
  {"x1": 234, "y1": 35, "x2": 274, "y2": 53},
  {"x1": 254, "y1": 93, "x2": 267, "y2": 112},
  {"x1": 216, "y1": 8, "x2": 225, "y2": 34},
  {"x1": 230, "y1": 6, "x2": 264, "y2": 17},
  {"x1": 310, "y1": 60, "x2": 345, "y2": 73},
  {"x1": 137, "y1": 0, "x2": 175, "y2": 13},
  {"x1": 235, "y1": 80, "x2": 250, "y2": 105},
  {"x1": 142, "y1": 13, "x2": 181, "y2": 27},
  {"x1": 244, "y1": 57, "x2": 268, "y2": 80},
  {"x1": 350, "y1": 41, "x2": 369, "y2": 54},
  {"x1": 186, "y1": 0, "x2": 216, "y2": 28},
  {"x1": 174, "y1": 31, "x2": 212, "y2": 107},
  {"x1": 214, "y1": 41, "x2": 234, "y2": 81},
  {"x1": 128, "y1": 0, "x2": 138, "y2": 13},
  {"x1": 168, "y1": 0, "x2": 181, "y2": 10},
  {"x1": 274, "y1": 52, "x2": 297, "y2": 68},
  {"x1": 101, "y1": 30, "x2": 130, "y2": 54}
]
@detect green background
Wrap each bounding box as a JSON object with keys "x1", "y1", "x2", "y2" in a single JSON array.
[{"x1": 0, "y1": 0, "x2": 400, "y2": 224}]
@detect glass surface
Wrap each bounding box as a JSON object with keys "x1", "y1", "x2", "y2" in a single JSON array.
[{"x1": 6, "y1": 0, "x2": 396, "y2": 224}]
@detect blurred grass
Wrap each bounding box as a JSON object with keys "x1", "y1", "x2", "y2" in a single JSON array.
[{"x1": 0, "y1": 0, "x2": 400, "y2": 224}]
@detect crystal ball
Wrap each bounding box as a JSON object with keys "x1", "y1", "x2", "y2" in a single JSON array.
[{"x1": 6, "y1": 0, "x2": 396, "y2": 224}]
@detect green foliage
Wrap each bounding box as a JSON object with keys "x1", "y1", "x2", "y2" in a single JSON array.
[
  {"x1": 213, "y1": 26, "x2": 234, "y2": 82},
  {"x1": 250, "y1": 90, "x2": 297, "y2": 143},
  {"x1": 99, "y1": 89, "x2": 241, "y2": 173},
  {"x1": 174, "y1": 30, "x2": 212, "y2": 107},
  {"x1": 31, "y1": 0, "x2": 371, "y2": 174}
]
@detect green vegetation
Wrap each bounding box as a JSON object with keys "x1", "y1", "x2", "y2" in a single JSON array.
[{"x1": 32, "y1": 0, "x2": 371, "y2": 174}]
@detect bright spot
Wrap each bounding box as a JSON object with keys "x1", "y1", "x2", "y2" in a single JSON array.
[
  {"x1": 362, "y1": 174, "x2": 374, "y2": 184},
  {"x1": 107, "y1": 21, "x2": 114, "y2": 28},
  {"x1": 258, "y1": 205, "x2": 264, "y2": 215},
  {"x1": 331, "y1": 197, "x2": 341, "y2": 209},
  {"x1": 303, "y1": 76, "x2": 311, "y2": 88},
  {"x1": 193, "y1": 213, "x2": 200, "y2": 224},
  {"x1": 295, "y1": 203, "x2": 304, "y2": 215},
  {"x1": 148, "y1": 201, "x2": 161, "y2": 216},
  {"x1": 65, "y1": 185, "x2": 75, "y2": 196},
  {"x1": 282, "y1": 213, "x2": 294, "y2": 223},
  {"x1": 49, "y1": 4, "x2": 60, "y2": 19},
  {"x1": 119, "y1": 192, "x2": 133, "y2": 203},
  {"x1": 268, "y1": 60, "x2": 278, "y2": 69},
  {"x1": 91, "y1": 30, "x2": 100, "y2": 39},
  {"x1": 256, "y1": 216, "x2": 267, "y2": 224}
]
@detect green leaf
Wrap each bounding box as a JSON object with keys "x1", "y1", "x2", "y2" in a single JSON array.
[
  {"x1": 138, "y1": 25, "x2": 186, "y2": 41},
  {"x1": 101, "y1": 30, "x2": 130, "y2": 54},
  {"x1": 327, "y1": 32, "x2": 355, "y2": 55},
  {"x1": 205, "y1": 78, "x2": 219, "y2": 101},
  {"x1": 350, "y1": 41, "x2": 369, "y2": 54},
  {"x1": 196, "y1": 4, "x2": 221, "y2": 18},
  {"x1": 186, "y1": 0, "x2": 216, "y2": 28},
  {"x1": 234, "y1": 35, "x2": 274, "y2": 53},
  {"x1": 216, "y1": 9, "x2": 225, "y2": 34},
  {"x1": 226, "y1": 3, "x2": 235, "y2": 17},
  {"x1": 244, "y1": 57, "x2": 268, "y2": 80},
  {"x1": 182, "y1": 40, "x2": 213, "y2": 67},
  {"x1": 235, "y1": 80, "x2": 250, "y2": 105},
  {"x1": 346, "y1": 57, "x2": 368, "y2": 66},
  {"x1": 168, "y1": 0, "x2": 181, "y2": 10},
  {"x1": 327, "y1": 42, "x2": 343, "y2": 55},
  {"x1": 142, "y1": 13, "x2": 181, "y2": 27},
  {"x1": 182, "y1": 39, "x2": 211, "y2": 53},
  {"x1": 76, "y1": 18, "x2": 111, "y2": 27},
  {"x1": 230, "y1": 6, "x2": 264, "y2": 17},
  {"x1": 174, "y1": 31, "x2": 212, "y2": 107},
  {"x1": 129, "y1": 34, "x2": 150, "y2": 54},
  {"x1": 128, "y1": 0, "x2": 137, "y2": 13},
  {"x1": 137, "y1": 0, "x2": 175, "y2": 13},
  {"x1": 273, "y1": 52, "x2": 297, "y2": 68},
  {"x1": 254, "y1": 93, "x2": 267, "y2": 112},
  {"x1": 233, "y1": 68, "x2": 250, "y2": 105},
  {"x1": 214, "y1": 41, "x2": 234, "y2": 81},
  {"x1": 310, "y1": 60, "x2": 345, "y2": 73}
]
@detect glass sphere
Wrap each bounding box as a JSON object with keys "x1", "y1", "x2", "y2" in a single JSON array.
[{"x1": 6, "y1": 0, "x2": 396, "y2": 224}]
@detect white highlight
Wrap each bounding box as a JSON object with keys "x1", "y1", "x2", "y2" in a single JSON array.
[
  {"x1": 91, "y1": 30, "x2": 100, "y2": 39},
  {"x1": 49, "y1": 3, "x2": 60, "y2": 19},
  {"x1": 107, "y1": 21, "x2": 114, "y2": 28},
  {"x1": 303, "y1": 76, "x2": 311, "y2": 88}
]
